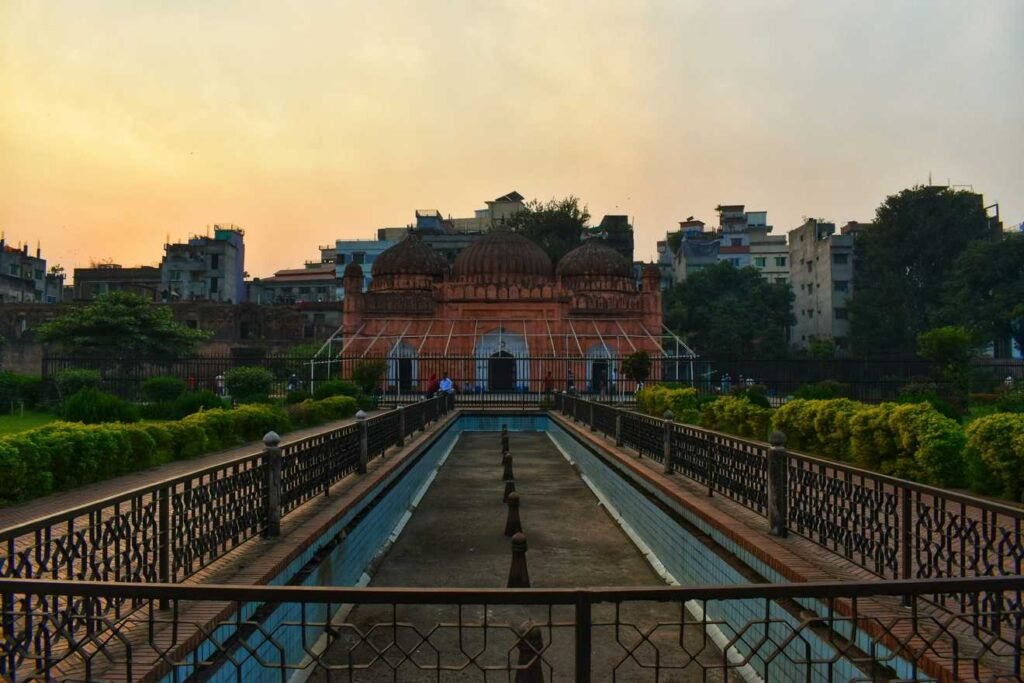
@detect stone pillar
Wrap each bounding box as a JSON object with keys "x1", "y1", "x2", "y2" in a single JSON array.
[
  {"x1": 515, "y1": 620, "x2": 545, "y2": 683},
  {"x1": 356, "y1": 410, "x2": 368, "y2": 474},
  {"x1": 662, "y1": 410, "x2": 674, "y2": 474},
  {"x1": 263, "y1": 431, "x2": 282, "y2": 538},
  {"x1": 501, "y1": 425, "x2": 510, "y2": 453},
  {"x1": 503, "y1": 478, "x2": 516, "y2": 503},
  {"x1": 502, "y1": 453, "x2": 515, "y2": 482},
  {"x1": 767, "y1": 430, "x2": 788, "y2": 537},
  {"x1": 504, "y1": 491, "x2": 522, "y2": 537},
  {"x1": 507, "y1": 532, "x2": 530, "y2": 588},
  {"x1": 615, "y1": 411, "x2": 623, "y2": 447}
]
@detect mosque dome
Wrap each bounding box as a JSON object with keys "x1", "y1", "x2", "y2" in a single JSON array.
[
  {"x1": 556, "y1": 239, "x2": 632, "y2": 279},
  {"x1": 371, "y1": 235, "x2": 448, "y2": 279},
  {"x1": 452, "y1": 230, "x2": 553, "y2": 285},
  {"x1": 342, "y1": 262, "x2": 364, "y2": 279}
]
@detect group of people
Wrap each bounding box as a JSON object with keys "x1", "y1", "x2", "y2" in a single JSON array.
[{"x1": 425, "y1": 373, "x2": 455, "y2": 397}]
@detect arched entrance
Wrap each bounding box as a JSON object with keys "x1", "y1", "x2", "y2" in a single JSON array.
[
  {"x1": 488, "y1": 351, "x2": 516, "y2": 391},
  {"x1": 387, "y1": 342, "x2": 418, "y2": 393},
  {"x1": 591, "y1": 359, "x2": 609, "y2": 394}
]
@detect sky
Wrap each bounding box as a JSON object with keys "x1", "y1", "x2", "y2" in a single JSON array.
[{"x1": 1, "y1": 0, "x2": 1022, "y2": 280}]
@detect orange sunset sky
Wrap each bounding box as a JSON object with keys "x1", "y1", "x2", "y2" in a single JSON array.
[{"x1": 1, "y1": 1, "x2": 1022, "y2": 280}]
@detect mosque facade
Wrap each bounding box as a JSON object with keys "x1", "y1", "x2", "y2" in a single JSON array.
[{"x1": 338, "y1": 230, "x2": 670, "y2": 393}]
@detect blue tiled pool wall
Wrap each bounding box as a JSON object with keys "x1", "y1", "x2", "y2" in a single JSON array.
[
  {"x1": 163, "y1": 418, "x2": 464, "y2": 683},
  {"x1": 545, "y1": 420, "x2": 918, "y2": 682}
]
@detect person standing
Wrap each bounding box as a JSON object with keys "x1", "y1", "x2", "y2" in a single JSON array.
[{"x1": 439, "y1": 372, "x2": 454, "y2": 395}]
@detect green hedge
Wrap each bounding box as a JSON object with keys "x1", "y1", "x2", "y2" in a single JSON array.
[
  {"x1": 964, "y1": 413, "x2": 1024, "y2": 500},
  {"x1": 771, "y1": 399, "x2": 861, "y2": 461},
  {"x1": 699, "y1": 395, "x2": 773, "y2": 440},
  {"x1": 636, "y1": 386, "x2": 699, "y2": 421},
  {"x1": 0, "y1": 396, "x2": 362, "y2": 507}
]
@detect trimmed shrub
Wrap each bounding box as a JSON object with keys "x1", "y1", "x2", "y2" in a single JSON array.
[
  {"x1": 231, "y1": 404, "x2": 291, "y2": 442},
  {"x1": 898, "y1": 381, "x2": 959, "y2": 420},
  {"x1": 729, "y1": 384, "x2": 771, "y2": 409},
  {"x1": 794, "y1": 380, "x2": 848, "y2": 400},
  {"x1": 141, "y1": 376, "x2": 187, "y2": 404},
  {"x1": 637, "y1": 386, "x2": 699, "y2": 420},
  {"x1": 699, "y1": 395, "x2": 772, "y2": 440},
  {"x1": 54, "y1": 369, "x2": 102, "y2": 399},
  {"x1": 62, "y1": 388, "x2": 140, "y2": 424},
  {"x1": 996, "y1": 389, "x2": 1024, "y2": 414},
  {"x1": 356, "y1": 395, "x2": 376, "y2": 412},
  {"x1": 284, "y1": 390, "x2": 313, "y2": 405},
  {"x1": 850, "y1": 402, "x2": 965, "y2": 487},
  {"x1": 317, "y1": 395, "x2": 358, "y2": 420},
  {"x1": 224, "y1": 367, "x2": 274, "y2": 401},
  {"x1": 0, "y1": 372, "x2": 45, "y2": 409},
  {"x1": 172, "y1": 390, "x2": 223, "y2": 418},
  {"x1": 964, "y1": 413, "x2": 1024, "y2": 500},
  {"x1": 771, "y1": 399, "x2": 861, "y2": 461},
  {"x1": 313, "y1": 380, "x2": 360, "y2": 401}
]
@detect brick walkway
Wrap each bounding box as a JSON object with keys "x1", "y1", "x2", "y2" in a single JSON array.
[{"x1": 0, "y1": 411, "x2": 379, "y2": 529}]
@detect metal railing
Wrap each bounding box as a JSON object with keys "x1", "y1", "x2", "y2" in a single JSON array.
[
  {"x1": 0, "y1": 575, "x2": 1020, "y2": 681},
  {"x1": 0, "y1": 395, "x2": 453, "y2": 586},
  {"x1": 556, "y1": 394, "x2": 1024, "y2": 588}
]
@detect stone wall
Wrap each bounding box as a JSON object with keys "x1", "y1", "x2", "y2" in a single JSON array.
[{"x1": 0, "y1": 301, "x2": 343, "y2": 375}]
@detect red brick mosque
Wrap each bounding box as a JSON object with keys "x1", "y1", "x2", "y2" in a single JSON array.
[{"x1": 338, "y1": 230, "x2": 668, "y2": 393}]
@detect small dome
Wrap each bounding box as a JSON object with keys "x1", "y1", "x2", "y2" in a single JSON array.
[
  {"x1": 452, "y1": 231, "x2": 553, "y2": 284},
  {"x1": 343, "y1": 262, "x2": 363, "y2": 279},
  {"x1": 371, "y1": 236, "x2": 448, "y2": 279},
  {"x1": 556, "y1": 239, "x2": 632, "y2": 279}
]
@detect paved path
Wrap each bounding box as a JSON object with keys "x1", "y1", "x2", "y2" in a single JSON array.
[
  {"x1": 314, "y1": 431, "x2": 730, "y2": 682},
  {"x1": 0, "y1": 411, "x2": 376, "y2": 529}
]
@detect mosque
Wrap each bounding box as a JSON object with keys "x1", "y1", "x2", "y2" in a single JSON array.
[{"x1": 338, "y1": 230, "x2": 677, "y2": 393}]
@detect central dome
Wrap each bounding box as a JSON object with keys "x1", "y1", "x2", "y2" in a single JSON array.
[
  {"x1": 556, "y1": 238, "x2": 632, "y2": 279},
  {"x1": 452, "y1": 231, "x2": 553, "y2": 285},
  {"x1": 371, "y1": 235, "x2": 448, "y2": 279}
]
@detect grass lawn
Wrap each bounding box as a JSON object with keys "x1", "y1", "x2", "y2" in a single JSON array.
[{"x1": 0, "y1": 410, "x2": 57, "y2": 435}]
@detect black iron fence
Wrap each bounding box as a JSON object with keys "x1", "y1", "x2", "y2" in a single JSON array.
[
  {"x1": 0, "y1": 395, "x2": 452, "y2": 586},
  {"x1": 557, "y1": 394, "x2": 1024, "y2": 592},
  {"x1": 0, "y1": 576, "x2": 1020, "y2": 681}
]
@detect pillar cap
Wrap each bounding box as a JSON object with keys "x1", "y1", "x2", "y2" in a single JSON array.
[
  {"x1": 355, "y1": 410, "x2": 368, "y2": 421},
  {"x1": 769, "y1": 430, "x2": 786, "y2": 447},
  {"x1": 263, "y1": 431, "x2": 280, "y2": 447},
  {"x1": 511, "y1": 531, "x2": 527, "y2": 552}
]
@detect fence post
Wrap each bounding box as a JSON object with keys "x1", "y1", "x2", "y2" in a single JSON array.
[
  {"x1": 767, "y1": 431, "x2": 788, "y2": 537},
  {"x1": 615, "y1": 410, "x2": 623, "y2": 447},
  {"x1": 662, "y1": 410, "x2": 674, "y2": 474},
  {"x1": 158, "y1": 484, "x2": 171, "y2": 607},
  {"x1": 589, "y1": 401, "x2": 596, "y2": 431},
  {"x1": 901, "y1": 485, "x2": 913, "y2": 581},
  {"x1": 397, "y1": 405, "x2": 406, "y2": 447},
  {"x1": 574, "y1": 592, "x2": 592, "y2": 682},
  {"x1": 356, "y1": 410, "x2": 368, "y2": 474},
  {"x1": 263, "y1": 431, "x2": 282, "y2": 538}
]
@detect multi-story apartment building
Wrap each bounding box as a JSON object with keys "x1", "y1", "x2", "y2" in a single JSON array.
[
  {"x1": 328, "y1": 239, "x2": 398, "y2": 298},
  {"x1": 160, "y1": 225, "x2": 246, "y2": 303},
  {"x1": 750, "y1": 235, "x2": 789, "y2": 285},
  {"x1": 249, "y1": 263, "x2": 340, "y2": 304},
  {"x1": 788, "y1": 219, "x2": 866, "y2": 353},
  {"x1": 376, "y1": 191, "x2": 526, "y2": 242},
  {"x1": 0, "y1": 239, "x2": 63, "y2": 303},
  {"x1": 671, "y1": 206, "x2": 785, "y2": 285},
  {"x1": 72, "y1": 264, "x2": 162, "y2": 301}
]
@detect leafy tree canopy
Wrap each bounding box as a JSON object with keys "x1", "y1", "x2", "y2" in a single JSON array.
[
  {"x1": 664, "y1": 262, "x2": 794, "y2": 360},
  {"x1": 938, "y1": 233, "x2": 1024, "y2": 357},
  {"x1": 38, "y1": 292, "x2": 211, "y2": 360},
  {"x1": 507, "y1": 196, "x2": 590, "y2": 265},
  {"x1": 849, "y1": 186, "x2": 997, "y2": 357}
]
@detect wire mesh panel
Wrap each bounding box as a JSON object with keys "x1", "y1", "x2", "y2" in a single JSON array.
[{"x1": 619, "y1": 412, "x2": 664, "y2": 462}]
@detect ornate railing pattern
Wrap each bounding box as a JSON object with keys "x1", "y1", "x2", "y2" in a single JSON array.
[
  {"x1": 591, "y1": 401, "x2": 617, "y2": 438},
  {"x1": 0, "y1": 396, "x2": 452, "y2": 588},
  {"x1": 618, "y1": 412, "x2": 664, "y2": 462},
  {"x1": 1, "y1": 576, "x2": 1021, "y2": 682},
  {"x1": 280, "y1": 425, "x2": 361, "y2": 514},
  {"x1": 556, "y1": 394, "x2": 1024, "y2": 591}
]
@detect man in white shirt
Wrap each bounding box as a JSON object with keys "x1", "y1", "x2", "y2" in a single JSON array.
[{"x1": 439, "y1": 373, "x2": 454, "y2": 394}]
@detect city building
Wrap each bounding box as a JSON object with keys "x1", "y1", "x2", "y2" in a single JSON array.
[
  {"x1": 377, "y1": 191, "x2": 526, "y2": 242},
  {"x1": 0, "y1": 239, "x2": 63, "y2": 304},
  {"x1": 670, "y1": 207, "x2": 784, "y2": 285},
  {"x1": 160, "y1": 225, "x2": 246, "y2": 303},
  {"x1": 749, "y1": 234, "x2": 789, "y2": 285},
  {"x1": 788, "y1": 219, "x2": 865, "y2": 353},
  {"x1": 339, "y1": 231, "x2": 670, "y2": 393},
  {"x1": 249, "y1": 263, "x2": 340, "y2": 305},
  {"x1": 327, "y1": 239, "x2": 398, "y2": 298},
  {"x1": 72, "y1": 264, "x2": 161, "y2": 301}
]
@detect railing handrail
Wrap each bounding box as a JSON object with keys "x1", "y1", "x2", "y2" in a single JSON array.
[
  {"x1": 0, "y1": 404, "x2": 411, "y2": 541},
  {"x1": 568, "y1": 394, "x2": 1024, "y2": 520},
  {"x1": 2, "y1": 574, "x2": 1021, "y2": 603}
]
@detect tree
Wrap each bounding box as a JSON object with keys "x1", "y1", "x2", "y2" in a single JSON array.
[
  {"x1": 939, "y1": 233, "x2": 1024, "y2": 357},
  {"x1": 808, "y1": 337, "x2": 836, "y2": 360},
  {"x1": 849, "y1": 186, "x2": 998, "y2": 357},
  {"x1": 507, "y1": 196, "x2": 590, "y2": 265},
  {"x1": 917, "y1": 326, "x2": 975, "y2": 412},
  {"x1": 37, "y1": 292, "x2": 210, "y2": 361},
  {"x1": 664, "y1": 262, "x2": 794, "y2": 359},
  {"x1": 621, "y1": 351, "x2": 651, "y2": 384}
]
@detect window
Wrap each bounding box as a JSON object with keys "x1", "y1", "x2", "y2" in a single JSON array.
[
  {"x1": 299, "y1": 286, "x2": 311, "y2": 295},
  {"x1": 834, "y1": 280, "x2": 849, "y2": 292},
  {"x1": 775, "y1": 276, "x2": 787, "y2": 285},
  {"x1": 775, "y1": 257, "x2": 786, "y2": 267},
  {"x1": 353, "y1": 252, "x2": 366, "y2": 265},
  {"x1": 834, "y1": 307, "x2": 848, "y2": 320},
  {"x1": 806, "y1": 262, "x2": 812, "y2": 272},
  {"x1": 209, "y1": 277, "x2": 219, "y2": 294},
  {"x1": 170, "y1": 270, "x2": 182, "y2": 282},
  {"x1": 833, "y1": 253, "x2": 849, "y2": 265},
  {"x1": 211, "y1": 254, "x2": 220, "y2": 270},
  {"x1": 8, "y1": 264, "x2": 17, "y2": 276},
  {"x1": 730, "y1": 238, "x2": 742, "y2": 247},
  {"x1": 754, "y1": 257, "x2": 766, "y2": 268},
  {"x1": 34, "y1": 269, "x2": 43, "y2": 280},
  {"x1": 807, "y1": 309, "x2": 814, "y2": 318}
]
